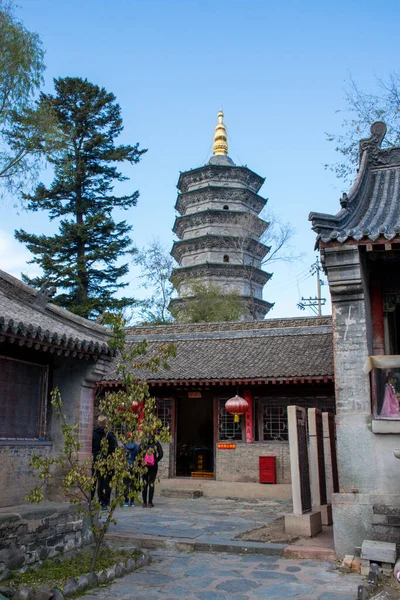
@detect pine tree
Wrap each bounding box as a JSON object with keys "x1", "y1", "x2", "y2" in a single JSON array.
[{"x1": 15, "y1": 77, "x2": 146, "y2": 318}]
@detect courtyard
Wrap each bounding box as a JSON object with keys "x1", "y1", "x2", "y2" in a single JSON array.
[{"x1": 89, "y1": 494, "x2": 367, "y2": 600}]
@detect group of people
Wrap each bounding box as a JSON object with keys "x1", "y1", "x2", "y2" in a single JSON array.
[{"x1": 91, "y1": 415, "x2": 163, "y2": 510}]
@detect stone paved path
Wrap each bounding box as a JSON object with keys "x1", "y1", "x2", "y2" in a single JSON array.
[
  {"x1": 80, "y1": 550, "x2": 364, "y2": 600},
  {"x1": 110, "y1": 496, "x2": 293, "y2": 542}
]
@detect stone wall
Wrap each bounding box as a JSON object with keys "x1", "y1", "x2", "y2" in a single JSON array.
[
  {"x1": 323, "y1": 244, "x2": 400, "y2": 555},
  {"x1": 215, "y1": 442, "x2": 290, "y2": 483},
  {"x1": 0, "y1": 443, "x2": 51, "y2": 509},
  {"x1": 0, "y1": 503, "x2": 92, "y2": 571},
  {"x1": 158, "y1": 442, "x2": 171, "y2": 479}
]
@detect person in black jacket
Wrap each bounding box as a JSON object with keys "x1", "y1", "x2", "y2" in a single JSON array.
[
  {"x1": 92, "y1": 415, "x2": 117, "y2": 510},
  {"x1": 140, "y1": 435, "x2": 163, "y2": 508}
]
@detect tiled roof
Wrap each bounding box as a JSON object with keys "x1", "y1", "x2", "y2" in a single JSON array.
[
  {"x1": 309, "y1": 122, "x2": 400, "y2": 246},
  {"x1": 103, "y1": 317, "x2": 333, "y2": 382},
  {"x1": 177, "y1": 164, "x2": 265, "y2": 194},
  {"x1": 0, "y1": 269, "x2": 113, "y2": 358}
]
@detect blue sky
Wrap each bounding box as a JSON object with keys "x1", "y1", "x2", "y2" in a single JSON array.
[{"x1": 2, "y1": 0, "x2": 399, "y2": 318}]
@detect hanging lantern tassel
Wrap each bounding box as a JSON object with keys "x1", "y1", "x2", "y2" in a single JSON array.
[
  {"x1": 130, "y1": 400, "x2": 140, "y2": 413},
  {"x1": 225, "y1": 395, "x2": 249, "y2": 423}
]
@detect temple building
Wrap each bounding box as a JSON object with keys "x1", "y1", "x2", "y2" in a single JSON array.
[
  {"x1": 100, "y1": 316, "x2": 334, "y2": 484},
  {"x1": 310, "y1": 121, "x2": 400, "y2": 555},
  {"x1": 0, "y1": 269, "x2": 113, "y2": 569},
  {"x1": 169, "y1": 111, "x2": 273, "y2": 320}
]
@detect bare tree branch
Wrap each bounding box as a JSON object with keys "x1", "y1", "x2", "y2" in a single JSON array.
[
  {"x1": 228, "y1": 209, "x2": 298, "y2": 319},
  {"x1": 133, "y1": 238, "x2": 176, "y2": 324},
  {"x1": 326, "y1": 73, "x2": 400, "y2": 183}
]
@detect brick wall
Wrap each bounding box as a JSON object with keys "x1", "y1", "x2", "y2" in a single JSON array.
[
  {"x1": 0, "y1": 503, "x2": 91, "y2": 571},
  {"x1": 215, "y1": 442, "x2": 290, "y2": 483},
  {"x1": 0, "y1": 444, "x2": 51, "y2": 508}
]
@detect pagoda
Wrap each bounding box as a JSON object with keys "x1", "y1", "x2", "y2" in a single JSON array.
[{"x1": 169, "y1": 111, "x2": 273, "y2": 320}]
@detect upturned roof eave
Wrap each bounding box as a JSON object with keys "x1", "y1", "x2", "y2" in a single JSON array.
[
  {"x1": 309, "y1": 122, "x2": 400, "y2": 247},
  {"x1": 309, "y1": 150, "x2": 370, "y2": 240}
]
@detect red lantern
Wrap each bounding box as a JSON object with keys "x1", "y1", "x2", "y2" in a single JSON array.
[
  {"x1": 225, "y1": 395, "x2": 249, "y2": 423},
  {"x1": 130, "y1": 400, "x2": 139, "y2": 413}
]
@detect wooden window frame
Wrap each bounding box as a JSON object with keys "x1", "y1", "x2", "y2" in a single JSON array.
[{"x1": 0, "y1": 355, "x2": 49, "y2": 440}]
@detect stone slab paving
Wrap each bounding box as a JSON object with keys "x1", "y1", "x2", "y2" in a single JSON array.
[
  {"x1": 109, "y1": 496, "x2": 293, "y2": 542},
  {"x1": 80, "y1": 550, "x2": 364, "y2": 600}
]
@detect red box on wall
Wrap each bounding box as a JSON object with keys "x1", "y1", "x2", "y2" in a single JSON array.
[{"x1": 259, "y1": 456, "x2": 276, "y2": 484}]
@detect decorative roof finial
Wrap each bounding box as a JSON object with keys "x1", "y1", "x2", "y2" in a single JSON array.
[{"x1": 213, "y1": 110, "x2": 228, "y2": 156}]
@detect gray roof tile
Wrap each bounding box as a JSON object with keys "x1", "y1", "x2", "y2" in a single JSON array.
[
  {"x1": 0, "y1": 269, "x2": 113, "y2": 357},
  {"x1": 104, "y1": 317, "x2": 333, "y2": 382}
]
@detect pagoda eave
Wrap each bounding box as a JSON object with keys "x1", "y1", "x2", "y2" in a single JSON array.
[
  {"x1": 173, "y1": 210, "x2": 268, "y2": 239},
  {"x1": 171, "y1": 235, "x2": 270, "y2": 263},
  {"x1": 171, "y1": 263, "x2": 272, "y2": 287},
  {"x1": 175, "y1": 186, "x2": 267, "y2": 215},
  {"x1": 168, "y1": 295, "x2": 274, "y2": 319},
  {"x1": 177, "y1": 164, "x2": 265, "y2": 194}
]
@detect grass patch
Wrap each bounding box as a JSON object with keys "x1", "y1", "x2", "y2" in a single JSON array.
[{"x1": 7, "y1": 547, "x2": 140, "y2": 591}]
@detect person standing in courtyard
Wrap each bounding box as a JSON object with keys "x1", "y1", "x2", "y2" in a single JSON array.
[
  {"x1": 141, "y1": 435, "x2": 163, "y2": 508},
  {"x1": 124, "y1": 433, "x2": 140, "y2": 507},
  {"x1": 92, "y1": 415, "x2": 117, "y2": 510}
]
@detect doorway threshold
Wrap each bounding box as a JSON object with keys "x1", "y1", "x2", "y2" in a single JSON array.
[{"x1": 159, "y1": 478, "x2": 292, "y2": 500}]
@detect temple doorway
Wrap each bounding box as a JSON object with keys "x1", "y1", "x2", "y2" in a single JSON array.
[{"x1": 175, "y1": 396, "x2": 214, "y2": 478}]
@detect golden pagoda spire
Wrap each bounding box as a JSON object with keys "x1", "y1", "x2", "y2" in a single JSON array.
[{"x1": 213, "y1": 110, "x2": 228, "y2": 156}]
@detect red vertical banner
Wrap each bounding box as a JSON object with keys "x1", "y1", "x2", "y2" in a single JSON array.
[
  {"x1": 244, "y1": 389, "x2": 254, "y2": 443},
  {"x1": 370, "y1": 276, "x2": 385, "y2": 354}
]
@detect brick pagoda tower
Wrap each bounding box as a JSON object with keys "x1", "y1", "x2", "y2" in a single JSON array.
[{"x1": 169, "y1": 111, "x2": 273, "y2": 320}]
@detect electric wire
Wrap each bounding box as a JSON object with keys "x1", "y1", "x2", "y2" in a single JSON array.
[
  {"x1": 266, "y1": 272, "x2": 314, "y2": 297},
  {"x1": 266, "y1": 269, "x2": 313, "y2": 292},
  {"x1": 266, "y1": 265, "x2": 312, "y2": 289}
]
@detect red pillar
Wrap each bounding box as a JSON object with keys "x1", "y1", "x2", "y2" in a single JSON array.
[{"x1": 244, "y1": 389, "x2": 254, "y2": 443}]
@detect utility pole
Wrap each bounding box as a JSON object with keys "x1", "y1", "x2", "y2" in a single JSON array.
[{"x1": 297, "y1": 258, "x2": 326, "y2": 316}]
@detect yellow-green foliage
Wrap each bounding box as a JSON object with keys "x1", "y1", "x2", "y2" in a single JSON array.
[{"x1": 27, "y1": 312, "x2": 175, "y2": 570}]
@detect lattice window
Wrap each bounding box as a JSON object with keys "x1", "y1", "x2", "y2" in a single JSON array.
[
  {"x1": 259, "y1": 396, "x2": 335, "y2": 442},
  {"x1": 0, "y1": 356, "x2": 48, "y2": 439},
  {"x1": 218, "y1": 398, "x2": 244, "y2": 441},
  {"x1": 262, "y1": 401, "x2": 289, "y2": 441},
  {"x1": 156, "y1": 398, "x2": 173, "y2": 431}
]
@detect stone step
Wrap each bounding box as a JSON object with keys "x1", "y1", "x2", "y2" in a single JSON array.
[
  {"x1": 160, "y1": 489, "x2": 204, "y2": 499},
  {"x1": 283, "y1": 545, "x2": 336, "y2": 561},
  {"x1": 361, "y1": 540, "x2": 397, "y2": 564},
  {"x1": 107, "y1": 531, "x2": 286, "y2": 557}
]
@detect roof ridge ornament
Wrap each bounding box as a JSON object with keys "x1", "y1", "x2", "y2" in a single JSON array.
[
  {"x1": 33, "y1": 282, "x2": 57, "y2": 310},
  {"x1": 213, "y1": 110, "x2": 228, "y2": 156},
  {"x1": 359, "y1": 121, "x2": 387, "y2": 159}
]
